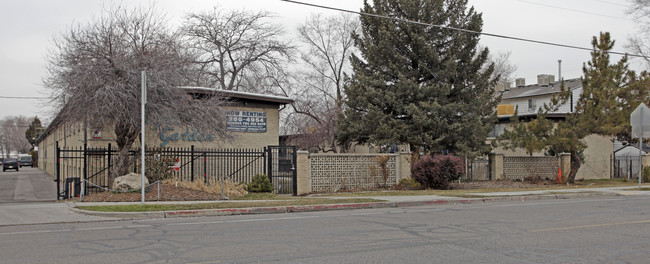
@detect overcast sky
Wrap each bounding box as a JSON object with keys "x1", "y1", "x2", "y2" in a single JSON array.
[{"x1": 0, "y1": 0, "x2": 641, "y2": 124}]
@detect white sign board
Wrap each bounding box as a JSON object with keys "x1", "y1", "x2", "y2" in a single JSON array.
[{"x1": 630, "y1": 103, "x2": 650, "y2": 138}]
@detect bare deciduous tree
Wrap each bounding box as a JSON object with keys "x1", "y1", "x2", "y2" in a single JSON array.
[
  {"x1": 0, "y1": 116, "x2": 31, "y2": 157},
  {"x1": 44, "y1": 5, "x2": 230, "y2": 184},
  {"x1": 280, "y1": 13, "x2": 359, "y2": 152},
  {"x1": 181, "y1": 7, "x2": 293, "y2": 91},
  {"x1": 627, "y1": 0, "x2": 650, "y2": 67},
  {"x1": 489, "y1": 50, "x2": 518, "y2": 84}
]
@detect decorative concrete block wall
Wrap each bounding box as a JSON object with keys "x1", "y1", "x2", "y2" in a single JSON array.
[
  {"x1": 296, "y1": 152, "x2": 412, "y2": 194},
  {"x1": 490, "y1": 154, "x2": 569, "y2": 181}
]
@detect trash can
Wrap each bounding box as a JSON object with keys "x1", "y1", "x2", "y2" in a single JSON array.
[{"x1": 64, "y1": 177, "x2": 81, "y2": 198}]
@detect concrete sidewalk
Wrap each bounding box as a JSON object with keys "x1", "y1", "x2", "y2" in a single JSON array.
[
  {"x1": 0, "y1": 202, "x2": 117, "y2": 226},
  {"x1": 2, "y1": 185, "x2": 649, "y2": 226}
]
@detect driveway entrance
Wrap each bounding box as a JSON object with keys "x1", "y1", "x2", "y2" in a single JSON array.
[{"x1": 0, "y1": 167, "x2": 56, "y2": 203}]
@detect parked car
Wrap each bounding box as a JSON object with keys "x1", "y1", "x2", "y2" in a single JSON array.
[
  {"x1": 3, "y1": 158, "x2": 19, "y2": 172},
  {"x1": 19, "y1": 156, "x2": 33, "y2": 167}
]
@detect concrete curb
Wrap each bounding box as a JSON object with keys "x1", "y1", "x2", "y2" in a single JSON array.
[
  {"x1": 70, "y1": 207, "x2": 166, "y2": 219},
  {"x1": 72, "y1": 191, "x2": 625, "y2": 219}
]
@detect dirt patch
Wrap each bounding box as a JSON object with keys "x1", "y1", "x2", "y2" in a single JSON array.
[{"x1": 76, "y1": 184, "x2": 221, "y2": 202}]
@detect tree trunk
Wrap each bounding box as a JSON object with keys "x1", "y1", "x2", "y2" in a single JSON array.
[
  {"x1": 410, "y1": 145, "x2": 421, "y2": 168},
  {"x1": 330, "y1": 137, "x2": 338, "y2": 153},
  {"x1": 567, "y1": 150, "x2": 582, "y2": 183},
  {"x1": 108, "y1": 122, "x2": 139, "y2": 188}
]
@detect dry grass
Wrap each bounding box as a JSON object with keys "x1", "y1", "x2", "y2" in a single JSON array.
[{"x1": 162, "y1": 179, "x2": 248, "y2": 197}]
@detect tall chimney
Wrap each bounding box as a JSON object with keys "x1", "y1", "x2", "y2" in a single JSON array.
[{"x1": 558, "y1": 60, "x2": 562, "y2": 81}]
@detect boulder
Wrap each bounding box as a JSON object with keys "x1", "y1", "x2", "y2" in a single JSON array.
[{"x1": 113, "y1": 172, "x2": 149, "y2": 191}]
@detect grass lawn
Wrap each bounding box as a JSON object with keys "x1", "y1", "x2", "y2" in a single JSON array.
[
  {"x1": 318, "y1": 179, "x2": 643, "y2": 197},
  {"x1": 76, "y1": 198, "x2": 383, "y2": 212},
  {"x1": 75, "y1": 179, "x2": 644, "y2": 212}
]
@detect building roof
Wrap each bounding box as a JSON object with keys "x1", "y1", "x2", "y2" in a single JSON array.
[
  {"x1": 180, "y1": 87, "x2": 294, "y2": 105},
  {"x1": 501, "y1": 78, "x2": 582, "y2": 100},
  {"x1": 614, "y1": 145, "x2": 647, "y2": 155}
]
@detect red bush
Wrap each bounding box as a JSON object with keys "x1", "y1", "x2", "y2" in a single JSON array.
[{"x1": 412, "y1": 154, "x2": 465, "y2": 189}]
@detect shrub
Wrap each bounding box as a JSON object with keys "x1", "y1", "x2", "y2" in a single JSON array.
[
  {"x1": 412, "y1": 154, "x2": 464, "y2": 189},
  {"x1": 247, "y1": 174, "x2": 273, "y2": 193},
  {"x1": 145, "y1": 155, "x2": 176, "y2": 183},
  {"x1": 395, "y1": 178, "x2": 422, "y2": 190},
  {"x1": 643, "y1": 166, "x2": 650, "y2": 183}
]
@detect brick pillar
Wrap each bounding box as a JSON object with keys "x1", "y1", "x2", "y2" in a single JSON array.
[
  {"x1": 489, "y1": 153, "x2": 504, "y2": 180},
  {"x1": 397, "y1": 152, "x2": 412, "y2": 181},
  {"x1": 560, "y1": 153, "x2": 571, "y2": 182},
  {"x1": 296, "y1": 151, "x2": 311, "y2": 195}
]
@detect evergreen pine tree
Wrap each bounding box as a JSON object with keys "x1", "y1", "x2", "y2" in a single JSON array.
[
  {"x1": 336, "y1": 0, "x2": 499, "y2": 157},
  {"x1": 25, "y1": 116, "x2": 43, "y2": 150},
  {"x1": 500, "y1": 32, "x2": 648, "y2": 183}
]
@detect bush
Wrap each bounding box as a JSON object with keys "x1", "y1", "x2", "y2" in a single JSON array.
[
  {"x1": 247, "y1": 174, "x2": 273, "y2": 193},
  {"x1": 412, "y1": 154, "x2": 464, "y2": 189},
  {"x1": 643, "y1": 166, "x2": 650, "y2": 183},
  {"x1": 145, "y1": 155, "x2": 176, "y2": 183},
  {"x1": 395, "y1": 178, "x2": 422, "y2": 190}
]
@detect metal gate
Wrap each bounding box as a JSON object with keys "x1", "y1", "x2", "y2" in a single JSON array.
[
  {"x1": 267, "y1": 146, "x2": 297, "y2": 195},
  {"x1": 614, "y1": 155, "x2": 641, "y2": 179},
  {"x1": 467, "y1": 158, "x2": 490, "y2": 181}
]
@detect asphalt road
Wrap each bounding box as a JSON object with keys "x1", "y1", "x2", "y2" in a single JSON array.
[
  {"x1": 0, "y1": 167, "x2": 56, "y2": 203},
  {"x1": 1, "y1": 196, "x2": 649, "y2": 263}
]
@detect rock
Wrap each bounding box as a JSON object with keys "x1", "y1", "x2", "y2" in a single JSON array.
[{"x1": 113, "y1": 172, "x2": 149, "y2": 191}]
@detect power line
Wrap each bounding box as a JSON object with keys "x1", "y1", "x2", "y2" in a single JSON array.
[
  {"x1": 278, "y1": 0, "x2": 647, "y2": 60},
  {"x1": 516, "y1": 0, "x2": 633, "y2": 21},
  {"x1": 593, "y1": 0, "x2": 631, "y2": 8},
  {"x1": 0, "y1": 96, "x2": 49, "y2": 99}
]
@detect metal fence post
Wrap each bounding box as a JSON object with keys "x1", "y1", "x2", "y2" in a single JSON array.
[
  {"x1": 191, "y1": 145, "x2": 195, "y2": 182},
  {"x1": 203, "y1": 152, "x2": 207, "y2": 184},
  {"x1": 81, "y1": 143, "x2": 87, "y2": 200},
  {"x1": 292, "y1": 147, "x2": 297, "y2": 196},
  {"x1": 267, "y1": 147, "x2": 273, "y2": 184},
  {"x1": 263, "y1": 147, "x2": 267, "y2": 176},
  {"x1": 55, "y1": 141, "x2": 60, "y2": 200}
]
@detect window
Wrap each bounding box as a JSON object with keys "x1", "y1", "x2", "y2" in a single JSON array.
[
  {"x1": 488, "y1": 124, "x2": 506, "y2": 138},
  {"x1": 528, "y1": 98, "x2": 537, "y2": 113}
]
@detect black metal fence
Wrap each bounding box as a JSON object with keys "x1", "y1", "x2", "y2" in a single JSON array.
[
  {"x1": 613, "y1": 155, "x2": 641, "y2": 179},
  {"x1": 55, "y1": 143, "x2": 296, "y2": 200}
]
